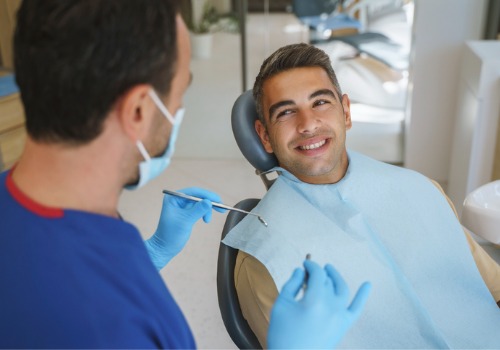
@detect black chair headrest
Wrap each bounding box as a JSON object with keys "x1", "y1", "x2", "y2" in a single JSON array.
[{"x1": 231, "y1": 90, "x2": 278, "y2": 172}]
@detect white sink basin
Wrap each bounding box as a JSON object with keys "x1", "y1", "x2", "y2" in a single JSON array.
[{"x1": 461, "y1": 180, "x2": 500, "y2": 244}]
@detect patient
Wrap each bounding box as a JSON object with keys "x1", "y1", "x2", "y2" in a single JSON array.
[{"x1": 223, "y1": 43, "x2": 500, "y2": 349}]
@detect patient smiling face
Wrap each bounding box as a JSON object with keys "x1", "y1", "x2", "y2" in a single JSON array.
[{"x1": 255, "y1": 66, "x2": 352, "y2": 185}]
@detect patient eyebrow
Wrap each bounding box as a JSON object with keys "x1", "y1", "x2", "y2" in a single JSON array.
[
  {"x1": 309, "y1": 89, "x2": 337, "y2": 100},
  {"x1": 267, "y1": 89, "x2": 338, "y2": 120},
  {"x1": 268, "y1": 100, "x2": 294, "y2": 120}
]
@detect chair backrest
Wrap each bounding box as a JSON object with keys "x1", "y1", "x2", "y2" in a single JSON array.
[
  {"x1": 217, "y1": 91, "x2": 279, "y2": 348},
  {"x1": 231, "y1": 90, "x2": 278, "y2": 189},
  {"x1": 217, "y1": 198, "x2": 262, "y2": 349}
]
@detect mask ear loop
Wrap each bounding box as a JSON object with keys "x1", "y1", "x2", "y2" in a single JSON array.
[
  {"x1": 148, "y1": 90, "x2": 175, "y2": 125},
  {"x1": 136, "y1": 140, "x2": 151, "y2": 161}
]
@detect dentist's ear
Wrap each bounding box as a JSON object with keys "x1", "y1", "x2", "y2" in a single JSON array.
[
  {"x1": 255, "y1": 119, "x2": 274, "y2": 154},
  {"x1": 116, "y1": 84, "x2": 157, "y2": 142},
  {"x1": 342, "y1": 94, "x2": 352, "y2": 130}
]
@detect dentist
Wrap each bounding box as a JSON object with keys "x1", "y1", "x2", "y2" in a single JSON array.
[{"x1": 0, "y1": 0, "x2": 370, "y2": 348}]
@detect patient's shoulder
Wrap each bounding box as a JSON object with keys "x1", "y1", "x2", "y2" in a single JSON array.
[
  {"x1": 236, "y1": 250, "x2": 270, "y2": 277},
  {"x1": 427, "y1": 178, "x2": 459, "y2": 217},
  {"x1": 235, "y1": 250, "x2": 278, "y2": 304}
]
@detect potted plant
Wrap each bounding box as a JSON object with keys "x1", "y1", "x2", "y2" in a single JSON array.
[{"x1": 188, "y1": 1, "x2": 219, "y2": 59}]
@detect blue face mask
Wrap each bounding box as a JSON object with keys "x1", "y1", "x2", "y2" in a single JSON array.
[{"x1": 126, "y1": 90, "x2": 185, "y2": 190}]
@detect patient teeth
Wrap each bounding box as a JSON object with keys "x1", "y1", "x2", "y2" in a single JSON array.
[{"x1": 300, "y1": 140, "x2": 326, "y2": 150}]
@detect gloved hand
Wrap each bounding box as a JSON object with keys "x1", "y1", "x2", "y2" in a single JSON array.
[
  {"x1": 145, "y1": 187, "x2": 225, "y2": 270},
  {"x1": 267, "y1": 259, "x2": 372, "y2": 349}
]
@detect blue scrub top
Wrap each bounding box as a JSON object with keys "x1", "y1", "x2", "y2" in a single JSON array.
[{"x1": 0, "y1": 170, "x2": 196, "y2": 349}]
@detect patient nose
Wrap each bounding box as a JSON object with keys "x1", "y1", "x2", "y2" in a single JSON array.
[{"x1": 296, "y1": 110, "x2": 320, "y2": 134}]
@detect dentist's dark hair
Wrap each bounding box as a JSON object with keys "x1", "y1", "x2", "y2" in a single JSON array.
[
  {"x1": 14, "y1": 0, "x2": 179, "y2": 144},
  {"x1": 253, "y1": 43, "x2": 342, "y2": 124}
]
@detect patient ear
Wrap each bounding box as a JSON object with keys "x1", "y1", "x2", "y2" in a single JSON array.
[
  {"x1": 342, "y1": 94, "x2": 352, "y2": 130},
  {"x1": 255, "y1": 119, "x2": 274, "y2": 153}
]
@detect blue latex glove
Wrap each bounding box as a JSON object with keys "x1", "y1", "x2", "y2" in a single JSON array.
[
  {"x1": 145, "y1": 187, "x2": 225, "y2": 270},
  {"x1": 267, "y1": 259, "x2": 372, "y2": 349}
]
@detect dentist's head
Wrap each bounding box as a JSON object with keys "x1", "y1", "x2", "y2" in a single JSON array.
[{"x1": 13, "y1": 0, "x2": 192, "y2": 201}]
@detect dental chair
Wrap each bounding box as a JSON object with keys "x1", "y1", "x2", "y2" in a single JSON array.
[
  {"x1": 292, "y1": 0, "x2": 339, "y2": 18},
  {"x1": 291, "y1": 0, "x2": 408, "y2": 72},
  {"x1": 216, "y1": 90, "x2": 276, "y2": 349},
  {"x1": 217, "y1": 198, "x2": 261, "y2": 349},
  {"x1": 292, "y1": 0, "x2": 361, "y2": 41},
  {"x1": 230, "y1": 90, "x2": 278, "y2": 190}
]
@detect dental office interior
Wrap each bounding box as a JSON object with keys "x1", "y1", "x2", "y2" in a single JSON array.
[{"x1": 0, "y1": 0, "x2": 499, "y2": 348}]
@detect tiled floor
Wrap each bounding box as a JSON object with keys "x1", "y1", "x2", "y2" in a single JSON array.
[{"x1": 118, "y1": 158, "x2": 267, "y2": 349}]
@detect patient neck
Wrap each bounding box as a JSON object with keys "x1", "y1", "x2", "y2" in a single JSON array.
[{"x1": 280, "y1": 153, "x2": 349, "y2": 185}]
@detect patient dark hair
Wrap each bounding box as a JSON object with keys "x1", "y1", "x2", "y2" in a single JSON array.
[
  {"x1": 14, "y1": 0, "x2": 178, "y2": 144},
  {"x1": 252, "y1": 43, "x2": 342, "y2": 124}
]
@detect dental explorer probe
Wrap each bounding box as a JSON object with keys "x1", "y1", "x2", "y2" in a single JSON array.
[{"x1": 162, "y1": 189, "x2": 268, "y2": 227}]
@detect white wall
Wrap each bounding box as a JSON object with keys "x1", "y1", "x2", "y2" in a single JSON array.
[
  {"x1": 447, "y1": 42, "x2": 500, "y2": 214},
  {"x1": 404, "y1": 0, "x2": 488, "y2": 185}
]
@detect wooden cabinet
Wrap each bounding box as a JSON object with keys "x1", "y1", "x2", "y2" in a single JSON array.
[
  {"x1": 0, "y1": 0, "x2": 25, "y2": 171},
  {"x1": 0, "y1": 0, "x2": 21, "y2": 69},
  {"x1": 0, "y1": 91, "x2": 25, "y2": 171}
]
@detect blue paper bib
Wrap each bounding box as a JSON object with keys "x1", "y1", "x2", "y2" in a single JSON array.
[{"x1": 223, "y1": 151, "x2": 500, "y2": 348}]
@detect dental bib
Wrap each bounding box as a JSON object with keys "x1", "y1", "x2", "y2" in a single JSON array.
[{"x1": 223, "y1": 151, "x2": 500, "y2": 349}]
